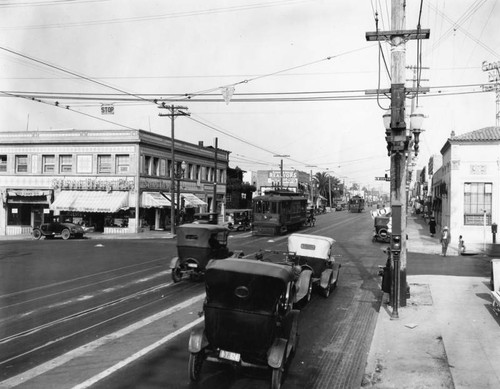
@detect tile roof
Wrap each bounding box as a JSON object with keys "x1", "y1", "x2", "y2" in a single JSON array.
[{"x1": 451, "y1": 126, "x2": 500, "y2": 142}]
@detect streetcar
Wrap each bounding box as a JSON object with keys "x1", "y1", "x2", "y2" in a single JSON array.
[
  {"x1": 348, "y1": 195, "x2": 365, "y2": 213},
  {"x1": 252, "y1": 190, "x2": 308, "y2": 236}
]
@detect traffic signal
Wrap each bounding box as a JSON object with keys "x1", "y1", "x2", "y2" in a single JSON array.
[{"x1": 391, "y1": 234, "x2": 401, "y2": 253}]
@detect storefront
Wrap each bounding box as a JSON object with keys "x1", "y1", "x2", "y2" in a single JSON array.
[
  {"x1": 50, "y1": 190, "x2": 131, "y2": 233},
  {"x1": 4, "y1": 189, "x2": 52, "y2": 235},
  {"x1": 140, "y1": 191, "x2": 172, "y2": 230}
]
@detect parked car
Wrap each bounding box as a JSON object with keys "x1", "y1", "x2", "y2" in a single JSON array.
[
  {"x1": 32, "y1": 221, "x2": 85, "y2": 240},
  {"x1": 188, "y1": 257, "x2": 300, "y2": 388}
]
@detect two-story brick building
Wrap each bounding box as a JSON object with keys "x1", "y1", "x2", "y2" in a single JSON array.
[{"x1": 0, "y1": 129, "x2": 228, "y2": 236}]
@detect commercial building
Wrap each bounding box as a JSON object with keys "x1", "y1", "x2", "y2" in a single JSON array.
[
  {"x1": 0, "y1": 129, "x2": 228, "y2": 236},
  {"x1": 431, "y1": 127, "x2": 500, "y2": 251}
]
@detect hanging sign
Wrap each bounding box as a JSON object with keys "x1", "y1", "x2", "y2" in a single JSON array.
[{"x1": 101, "y1": 104, "x2": 115, "y2": 115}]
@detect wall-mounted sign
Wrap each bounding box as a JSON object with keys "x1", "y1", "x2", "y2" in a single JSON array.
[{"x1": 52, "y1": 178, "x2": 134, "y2": 191}]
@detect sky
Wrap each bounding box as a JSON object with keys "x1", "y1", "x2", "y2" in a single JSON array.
[{"x1": 0, "y1": 0, "x2": 499, "y2": 191}]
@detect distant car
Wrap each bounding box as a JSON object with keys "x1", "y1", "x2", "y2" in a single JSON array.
[
  {"x1": 32, "y1": 221, "x2": 85, "y2": 240},
  {"x1": 335, "y1": 202, "x2": 346, "y2": 211}
]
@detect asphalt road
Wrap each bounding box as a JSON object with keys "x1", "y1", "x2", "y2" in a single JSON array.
[{"x1": 0, "y1": 210, "x2": 387, "y2": 389}]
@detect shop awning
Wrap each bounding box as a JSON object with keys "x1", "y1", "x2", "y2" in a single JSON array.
[
  {"x1": 181, "y1": 193, "x2": 207, "y2": 206},
  {"x1": 7, "y1": 189, "x2": 52, "y2": 204},
  {"x1": 141, "y1": 192, "x2": 172, "y2": 208},
  {"x1": 50, "y1": 191, "x2": 129, "y2": 213}
]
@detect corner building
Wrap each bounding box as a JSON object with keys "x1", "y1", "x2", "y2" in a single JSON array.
[{"x1": 0, "y1": 129, "x2": 228, "y2": 236}]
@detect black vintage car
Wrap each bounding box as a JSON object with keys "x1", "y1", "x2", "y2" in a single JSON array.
[
  {"x1": 188, "y1": 257, "x2": 300, "y2": 388},
  {"x1": 32, "y1": 220, "x2": 85, "y2": 240},
  {"x1": 169, "y1": 224, "x2": 243, "y2": 282}
]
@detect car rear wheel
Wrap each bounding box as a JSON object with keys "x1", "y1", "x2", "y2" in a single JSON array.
[
  {"x1": 171, "y1": 265, "x2": 182, "y2": 283},
  {"x1": 188, "y1": 351, "x2": 204, "y2": 382},
  {"x1": 61, "y1": 229, "x2": 71, "y2": 240},
  {"x1": 32, "y1": 229, "x2": 42, "y2": 240}
]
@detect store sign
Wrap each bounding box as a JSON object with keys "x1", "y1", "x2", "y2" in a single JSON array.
[
  {"x1": 52, "y1": 178, "x2": 134, "y2": 191},
  {"x1": 267, "y1": 170, "x2": 298, "y2": 185}
]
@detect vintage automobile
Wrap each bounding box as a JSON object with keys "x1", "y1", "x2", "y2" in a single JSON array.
[
  {"x1": 32, "y1": 220, "x2": 85, "y2": 240},
  {"x1": 170, "y1": 223, "x2": 243, "y2": 283},
  {"x1": 225, "y1": 209, "x2": 252, "y2": 231},
  {"x1": 287, "y1": 233, "x2": 341, "y2": 299},
  {"x1": 188, "y1": 257, "x2": 300, "y2": 388},
  {"x1": 372, "y1": 215, "x2": 391, "y2": 243}
]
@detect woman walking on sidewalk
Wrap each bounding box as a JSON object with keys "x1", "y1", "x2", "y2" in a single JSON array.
[
  {"x1": 429, "y1": 217, "x2": 437, "y2": 237},
  {"x1": 440, "y1": 226, "x2": 450, "y2": 256}
]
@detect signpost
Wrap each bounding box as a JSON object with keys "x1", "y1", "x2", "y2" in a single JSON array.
[{"x1": 375, "y1": 176, "x2": 391, "y2": 181}]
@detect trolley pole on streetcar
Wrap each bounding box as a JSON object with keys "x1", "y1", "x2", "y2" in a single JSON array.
[
  {"x1": 159, "y1": 104, "x2": 190, "y2": 235},
  {"x1": 366, "y1": 0, "x2": 429, "y2": 314}
]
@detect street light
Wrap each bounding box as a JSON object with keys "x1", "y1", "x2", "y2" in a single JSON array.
[
  {"x1": 175, "y1": 160, "x2": 187, "y2": 226},
  {"x1": 410, "y1": 106, "x2": 425, "y2": 156}
]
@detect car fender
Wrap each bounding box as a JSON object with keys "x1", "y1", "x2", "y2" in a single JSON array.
[
  {"x1": 320, "y1": 268, "x2": 333, "y2": 289},
  {"x1": 267, "y1": 338, "x2": 287, "y2": 369},
  {"x1": 295, "y1": 269, "x2": 313, "y2": 302},
  {"x1": 229, "y1": 250, "x2": 245, "y2": 258},
  {"x1": 188, "y1": 326, "x2": 208, "y2": 353},
  {"x1": 169, "y1": 257, "x2": 179, "y2": 269}
]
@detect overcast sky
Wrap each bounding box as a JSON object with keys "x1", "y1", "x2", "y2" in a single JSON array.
[{"x1": 0, "y1": 0, "x2": 499, "y2": 189}]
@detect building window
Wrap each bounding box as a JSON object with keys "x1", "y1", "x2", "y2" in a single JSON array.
[
  {"x1": 160, "y1": 159, "x2": 166, "y2": 176},
  {"x1": 0, "y1": 155, "x2": 7, "y2": 172},
  {"x1": 98, "y1": 155, "x2": 112, "y2": 174},
  {"x1": 8, "y1": 205, "x2": 31, "y2": 225},
  {"x1": 144, "y1": 156, "x2": 151, "y2": 175},
  {"x1": 152, "y1": 157, "x2": 159, "y2": 176},
  {"x1": 116, "y1": 155, "x2": 130, "y2": 173},
  {"x1": 16, "y1": 155, "x2": 28, "y2": 173},
  {"x1": 59, "y1": 155, "x2": 73, "y2": 173},
  {"x1": 464, "y1": 182, "x2": 492, "y2": 225},
  {"x1": 42, "y1": 155, "x2": 55, "y2": 173}
]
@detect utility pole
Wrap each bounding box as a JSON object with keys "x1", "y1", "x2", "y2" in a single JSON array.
[
  {"x1": 158, "y1": 104, "x2": 190, "y2": 235},
  {"x1": 366, "y1": 0, "x2": 430, "y2": 316},
  {"x1": 273, "y1": 154, "x2": 290, "y2": 189},
  {"x1": 481, "y1": 60, "x2": 500, "y2": 126},
  {"x1": 212, "y1": 137, "x2": 218, "y2": 216}
]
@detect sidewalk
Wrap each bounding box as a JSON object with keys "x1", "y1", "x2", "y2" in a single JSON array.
[
  {"x1": 0, "y1": 229, "x2": 176, "y2": 241},
  {"x1": 362, "y1": 215, "x2": 500, "y2": 388}
]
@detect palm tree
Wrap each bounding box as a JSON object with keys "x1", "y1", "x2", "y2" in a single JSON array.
[{"x1": 314, "y1": 171, "x2": 330, "y2": 204}]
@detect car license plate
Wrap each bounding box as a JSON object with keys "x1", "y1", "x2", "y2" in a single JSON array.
[
  {"x1": 219, "y1": 349, "x2": 240, "y2": 362},
  {"x1": 187, "y1": 263, "x2": 198, "y2": 268}
]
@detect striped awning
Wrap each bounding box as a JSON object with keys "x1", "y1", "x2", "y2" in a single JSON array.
[
  {"x1": 181, "y1": 193, "x2": 207, "y2": 206},
  {"x1": 50, "y1": 191, "x2": 129, "y2": 213},
  {"x1": 141, "y1": 192, "x2": 171, "y2": 208}
]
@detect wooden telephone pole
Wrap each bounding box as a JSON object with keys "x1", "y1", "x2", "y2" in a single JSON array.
[
  {"x1": 366, "y1": 0, "x2": 429, "y2": 316},
  {"x1": 158, "y1": 104, "x2": 190, "y2": 235}
]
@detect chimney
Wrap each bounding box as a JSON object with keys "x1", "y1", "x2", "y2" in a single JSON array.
[
  {"x1": 198, "y1": 141, "x2": 204, "y2": 148},
  {"x1": 450, "y1": 130, "x2": 456, "y2": 137}
]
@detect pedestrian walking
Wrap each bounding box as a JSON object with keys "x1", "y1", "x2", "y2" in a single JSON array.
[
  {"x1": 429, "y1": 217, "x2": 437, "y2": 237},
  {"x1": 458, "y1": 235, "x2": 466, "y2": 254},
  {"x1": 440, "y1": 226, "x2": 450, "y2": 256}
]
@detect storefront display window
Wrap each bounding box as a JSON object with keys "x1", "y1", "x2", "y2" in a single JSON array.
[{"x1": 8, "y1": 205, "x2": 31, "y2": 225}]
